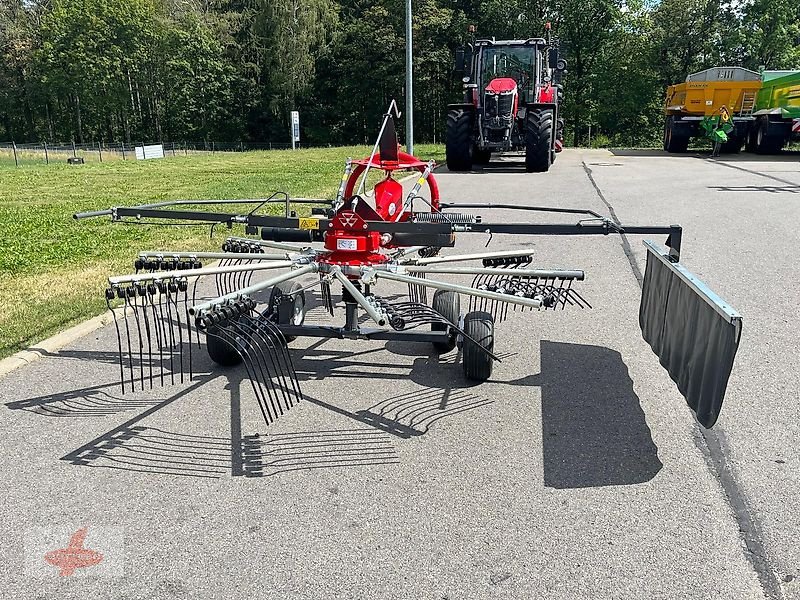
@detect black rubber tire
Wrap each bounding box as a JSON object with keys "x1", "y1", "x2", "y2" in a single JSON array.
[
  {"x1": 753, "y1": 118, "x2": 784, "y2": 155},
  {"x1": 268, "y1": 280, "x2": 306, "y2": 342},
  {"x1": 446, "y1": 109, "x2": 473, "y2": 171},
  {"x1": 431, "y1": 290, "x2": 460, "y2": 353},
  {"x1": 525, "y1": 109, "x2": 553, "y2": 172},
  {"x1": 719, "y1": 135, "x2": 741, "y2": 154},
  {"x1": 663, "y1": 116, "x2": 690, "y2": 153},
  {"x1": 206, "y1": 328, "x2": 242, "y2": 366},
  {"x1": 462, "y1": 311, "x2": 494, "y2": 382},
  {"x1": 473, "y1": 147, "x2": 491, "y2": 165}
]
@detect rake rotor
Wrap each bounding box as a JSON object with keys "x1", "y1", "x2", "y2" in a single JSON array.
[{"x1": 75, "y1": 103, "x2": 742, "y2": 431}]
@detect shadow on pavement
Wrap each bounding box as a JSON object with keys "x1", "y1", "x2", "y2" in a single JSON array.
[
  {"x1": 537, "y1": 341, "x2": 662, "y2": 489},
  {"x1": 709, "y1": 184, "x2": 800, "y2": 194},
  {"x1": 607, "y1": 147, "x2": 800, "y2": 161}
]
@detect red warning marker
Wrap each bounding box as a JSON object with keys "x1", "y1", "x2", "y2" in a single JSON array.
[{"x1": 44, "y1": 527, "x2": 104, "y2": 576}]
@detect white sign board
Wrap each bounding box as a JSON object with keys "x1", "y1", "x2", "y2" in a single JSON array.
[
  {"x1": 134, "y1": 144, "x2": 165, "y2": 160},
  {"x1": 291, "y1": 111, "x2": 300, "y2": 143}
]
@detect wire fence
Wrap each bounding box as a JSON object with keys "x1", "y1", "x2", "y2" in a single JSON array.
[{"x1": 0, "y1": 140, "x2": 305, "y2": 167}]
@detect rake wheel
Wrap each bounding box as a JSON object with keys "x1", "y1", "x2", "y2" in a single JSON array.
[
  {"x1": 206, "y1": 327, "x2": 243, "y2": 367},
  {"x1": 431, "y1": 290, "x2": 460, "y2": 353},
  {"x1": 462, "y1": 311, "x2": 494, "y2": 381},
  {"x1": 268, "y1": 280, "x2": 306, "y2": 342}
]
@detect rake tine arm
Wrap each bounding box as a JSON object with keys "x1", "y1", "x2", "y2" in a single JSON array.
[
  {"x1": 109, "y1": 261, "x2": 297, "y2": 287},
  {"x1": 190, "y1": 264, "x2": 317, "y2": 315},
  {"x1": 373, "y1": 270, "x2": 542, "y2": 310},
  {"x1": 405, "y1": 266, "x2": 584, "y2": 279},
  {"x1": 407, "y1": 249, "x2": 535, "y2": 266},
  {"x1": 138, "y1": 251, "x2": 290, "y2": 261}
]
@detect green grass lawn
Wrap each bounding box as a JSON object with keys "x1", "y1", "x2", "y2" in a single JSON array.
[{"x1": 0, "y1": 144, "x2": 444, "y2": 358}]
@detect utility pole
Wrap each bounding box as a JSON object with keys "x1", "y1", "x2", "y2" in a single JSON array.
[{"x1": 405, "y1": 0, "x2": 414, "y2": 154}]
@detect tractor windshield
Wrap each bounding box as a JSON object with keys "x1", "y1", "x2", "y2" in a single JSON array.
[{"x1": 479, "y1": 46, "x2": 536, "y2": 88}]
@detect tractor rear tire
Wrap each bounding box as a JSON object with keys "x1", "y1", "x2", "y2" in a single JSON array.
[
  {"x1": 446, "y1": 109, "x2": 473, "y2": 171},
  {"x1": 462, "y1": 311, "x2": 494, "y2": 382},
  {"x1": 206, "y1": 327, "x2": 242, "y2": 367},
  {"x1": 431, "y1": 290, "x2": 460, "y2": 353},
  {"x1": 663, "y1": 116, "x2": 690, "y2": 153},
  {"x1": 268, "y1": 280, "x2": 306, "y2": 342},
  {"x1": 525, "y1": 109, "x2": 553, "y2": 172}
]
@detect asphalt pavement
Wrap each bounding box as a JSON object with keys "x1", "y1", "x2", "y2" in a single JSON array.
[{"x1": 3, "y1": 148, "x2": 799, "y2": 599}]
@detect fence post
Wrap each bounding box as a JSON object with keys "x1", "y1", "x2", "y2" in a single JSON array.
[
  {"x1": 71, "y1": 140, "x2": 76, "y2": 158},
  {"x1": 97, "y1": 141, "x2": 103, "y2": 163},
  {"x1": 121, "y1": 142, "x2": 126, "y2": 160},
  {"x1": 171, "y1": 141, "x2": 176, "y2": 157},
  {"x1": 211, "y1": 141, "x2": 215, "y2": 154},
  {"x1": 44, "y1": 141, "x2": 49, "y2": 165},
  {"x1": 240, "y1": 141, "x2": 244, "y2": 152},
  {"x1": 12, "y1": 141, "x2": 18, "y2": 167},
  {"x1": 184, "y1": 142, "x2": 188, "y2": 157}
]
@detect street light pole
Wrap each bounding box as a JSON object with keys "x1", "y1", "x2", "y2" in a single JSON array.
[{"x1": 405, "y1": 0, "x2": 414, "y2": 155}]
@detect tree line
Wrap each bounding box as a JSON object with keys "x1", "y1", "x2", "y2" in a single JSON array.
[{"x1": 1, "y1": 0, "x2": 798, "y2": 148}]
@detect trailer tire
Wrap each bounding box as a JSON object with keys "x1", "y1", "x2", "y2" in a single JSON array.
[
  {"x1": 206, "y1": 328, "x2": 243, "y2": 366},
  {"x1": 446, "y1": 109, "x2": 473, "y2": 171},
  {"x1": 462, "y1": 311, "x2": 494, "y2": 382},
  {"x1": 719, "y1": 136, "x2": 742, "y2": 154},
  {"x1": 431, "y1": 290, "x2": 460, "y2": 353},
  {"x1": 268, "y1": 280, "x2": 306, "y2": 342},
  {"x1": 525, "y1": 109, "x2": 553, "y2": 172},
  {"x1": 663, "y1": 116, "x2": 690, "y2": 153},
  {"x1": 753, "y1": 118, "x2": 784, "y2": 155}
]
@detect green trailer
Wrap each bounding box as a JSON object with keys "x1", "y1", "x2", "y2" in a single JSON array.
[{"x1": 747, "y1": 70, "x2": 800, "y2": 154}]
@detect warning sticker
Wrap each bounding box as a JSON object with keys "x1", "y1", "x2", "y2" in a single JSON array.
[{"x1": 298, "y1": 218, "x2": 319, "y2": 230}]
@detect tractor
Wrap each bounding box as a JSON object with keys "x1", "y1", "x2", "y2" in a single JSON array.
[{"x1": 446, "y1": 29, "x2": 567, "y2": 173}]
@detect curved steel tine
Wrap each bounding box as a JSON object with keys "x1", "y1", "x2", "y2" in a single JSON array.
[
  {"x1": 215, "y1": 258, "x2": 229, "y2": 296},
  {"x1": 208, "y1": 326, "x2": 275, "y2": 425},
  {"x1": 128, "y1": 289, "x2": 146, "y2": 390},
  {"x1": 240, "y1": 316, "x2": 298, "y2": 412},
  {"x1": 251, "y1": 309, "x2": 302, "y2": 400},
  {"x1": 237, "y1": 315, "x2": 294, "y2": 418},
  {"x1": 121, "y1": 289, "x2": 136, "y2": 392},
  {"x1": 151, "y1": 290, "x2": 166, "y2": 386},
  {"x1": 182, "y1": 285, "x2": 193, "y2": 381},
  {"x1": 229, "y1": 318, "x2": 285, "y2": 420},
  {"x1": 162, "y1": 284, "x2": 176, "y2": 385},
  {"x1": 138, "y1": 286, "x2": 154, "y2": 389},
  {"x1": 191, "y1": 277, "x2": 203, "y2": 350},
  {"x1": 227, "y1": 258, "x2": 242, "y2": 296},
  {"x1": 258, "y1": 316, "x2": 303, "y2": 402},
  {"x1": 169, "y1": 287, "x2": 185, "y2": 383},
  {"x1": 106, "y1": 296, "x2": 126, "y2": 394}
]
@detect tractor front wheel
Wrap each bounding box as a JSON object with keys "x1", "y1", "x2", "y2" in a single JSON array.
[
  {"x1": 462, "y1": 311, "x2": 494, "y2": 382},
  {"x1": 525, "y1": 109, "x2": 553, "y2": 172},
  {"x1": 446, "y1": 109, "x2": 473, "y2": 171}
]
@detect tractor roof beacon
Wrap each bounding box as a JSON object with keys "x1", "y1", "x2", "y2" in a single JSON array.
[
  {"x1": 75, "y1": 104, "x2": 742, "y2": 432},
  {"x1": 447, "y1": 28, "x2": 567, "y2": 173}
]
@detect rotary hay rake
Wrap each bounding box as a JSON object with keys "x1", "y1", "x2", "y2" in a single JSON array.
[{"x1": 76, "y1": 106, "x2": 743, "y2": 429}]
